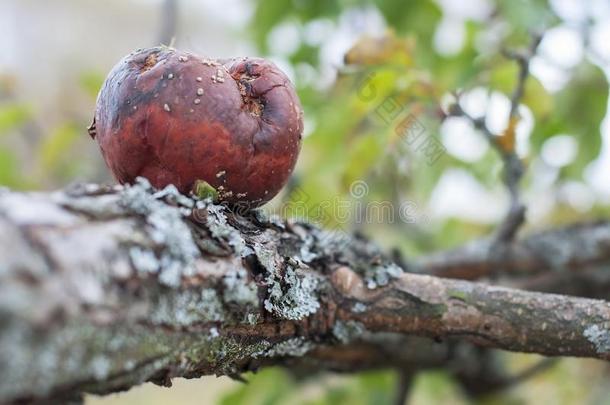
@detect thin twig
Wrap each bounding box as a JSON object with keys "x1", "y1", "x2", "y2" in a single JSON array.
[
  {"x1": 504, "y1": 32, "x2": 544, "y2": 119},
  {"x1": 500, "y1": 357, "x2": 557, "y2": 389},
  {"x1": 394, "y1": 370, "x2": 413, "y2": 405},
  {"x1": 158, "y1": 0, "x2": 178, "y2": 46},
  {"x1": 449, "y1": 33, "x2": 543, "y2": 245},
  {"x1": 451, "y1": 99, "x2": 525, "y2": 245},
  {"x1": 494, "y1": 32, "x2": 542, "y2": 243},
  {"x1": 454, "y1": 349, "x2": 556, "y2": 398}
]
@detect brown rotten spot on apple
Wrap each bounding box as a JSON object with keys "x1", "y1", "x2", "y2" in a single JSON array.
[{"x1": 90, "y1": 47, "x2": 303, "y2": 207}]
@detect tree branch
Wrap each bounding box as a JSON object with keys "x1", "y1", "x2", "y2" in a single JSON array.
[
  {"x1": 1, "y1": 181, "x2": 609, "y2": 403},
  {"x1": 414, "y1": 221, "x2": 610, "y2": 280}
]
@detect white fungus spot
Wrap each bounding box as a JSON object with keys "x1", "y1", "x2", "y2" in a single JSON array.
[
  {"x1": 201, "y1": 58, "x2": 220, "y2": 66},
  {"x1": 211, "y1": 68, "x2": 225, "y2": 83}
]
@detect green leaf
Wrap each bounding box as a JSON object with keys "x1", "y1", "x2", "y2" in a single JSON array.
[
  {"x1": 376, "y1": 0, "x2": 441, "y2": 41},
  {"x1": 0, "y1": 104, "x2": 31, "y2": 135},
  {"x1": 410, "y1": 370, "x2": 467, "y2": 404},
  {"x1": 219, "y1": 368, "x2": 295, "y2": 405},
  {"x1": 38, "y1": 123, "x2": 82, "y2": 180},
  {"x1": 0, "y1": 148, "x2": 21, "y2": 188},
  {"x1": 79, "y1": 71, "x2": 105, "y2": 99},
  {"x1": 342, "y1": 133, "x2": 384, "y2": 189},
  {"x1": 356, "y1": 370, "x2": 397, "y2": 405},
  {"x1": 495, "y1": 0, "x2": 557, "y2": 34},
  {"x1": 531, "y1": 62, "x2": 608, "y2": 178},
  {"x1": 489, "y1": 62, "x2": 553, "y2": 118},
  {"x1": 193, "y1": 180, "x2": 219, "y2": 201},
  {"x1": 290, "y1": 43, "x2": 320, "y2": 66},
  {"x1": 250, "y1": 1, "x2": 296, "y2": 53},
  {"x1": 427, "y1": 21, "x2": 485, "y2": 90}
]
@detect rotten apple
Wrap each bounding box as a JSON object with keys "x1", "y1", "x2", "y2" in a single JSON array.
[{"x1": 89, "y1": 47, "x2": 303, "y2": 206}]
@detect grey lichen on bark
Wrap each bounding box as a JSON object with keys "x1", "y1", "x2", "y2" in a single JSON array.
[
  {"x1": 1, "y1": 180, "x2": 610, "y2": 404},
  {"x1": 0, "y1": 178, "x2": 343, "y2": 403}
]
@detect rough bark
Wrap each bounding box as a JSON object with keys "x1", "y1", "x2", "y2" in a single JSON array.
[
  {"x1": 1, "y1": 180, "x2": 609, "y2": 404},
  {"x1": 414, "y1": 221, "x2": 610, "y2": 280}
]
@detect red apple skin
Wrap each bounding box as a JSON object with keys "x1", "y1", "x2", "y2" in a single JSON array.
[{"x1": 90, "y1": 47, "x2": 303, "y2": 206}]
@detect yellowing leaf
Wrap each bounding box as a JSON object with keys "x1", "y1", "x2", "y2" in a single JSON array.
[{"x1": 344, "y1": 31, "x2": 414, "y2": 67}]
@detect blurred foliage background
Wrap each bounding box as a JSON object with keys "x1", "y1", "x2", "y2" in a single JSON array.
[{"x1": 1, "y1": 0, "x2": 609, "y2": 403}]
